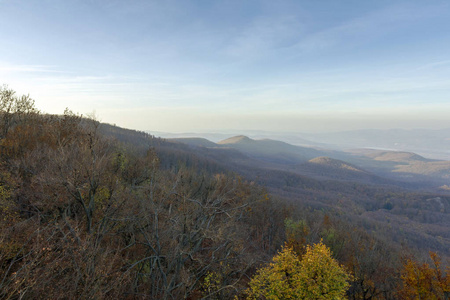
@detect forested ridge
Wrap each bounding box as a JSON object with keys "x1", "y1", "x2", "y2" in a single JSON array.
[{"x1": 1, "y1": 86, "x2": 449, "y2": 299}]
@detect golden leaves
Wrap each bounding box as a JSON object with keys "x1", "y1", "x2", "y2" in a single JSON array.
[{"x1": 247, "y1": 241, "x2": 351, "y2": 300}]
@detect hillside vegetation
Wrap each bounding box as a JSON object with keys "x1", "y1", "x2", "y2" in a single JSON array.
[{"x1": 1, "y1": 87, "x2": 449, "y2": 299}]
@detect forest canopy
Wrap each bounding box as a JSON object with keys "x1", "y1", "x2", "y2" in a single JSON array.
[{"x1": 1, "y1": 86, "x2": 448, "y2": 299}]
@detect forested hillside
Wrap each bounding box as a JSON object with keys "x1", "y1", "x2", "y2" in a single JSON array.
[
  {"x1": 1, "y1": 87, "x2": 449, "y2": 299},
  {"x1": 167, "y1": 135, "x2": 450, "y2": 260}
]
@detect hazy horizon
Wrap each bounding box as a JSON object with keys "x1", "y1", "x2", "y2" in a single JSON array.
[
  {"x1": 148, "y1": 126, "x2": 450, "y2": 136},
  {"x1": 1, "y1": 0, "x2": 450, "y2": 133}
]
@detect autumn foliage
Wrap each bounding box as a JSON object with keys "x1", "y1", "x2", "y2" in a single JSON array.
[
  {"x1": 246, "y1": 241, "x2": 351, "y2": 299},
  {"x1": 1, "y1": 86, "x2": 449, "y2": 299},
  {"x1": 397, "y1": 252, "x2": 450, "y2": 299},
  {"x1": 0, "y1": 86, "x2": 286, "y2": 298}
]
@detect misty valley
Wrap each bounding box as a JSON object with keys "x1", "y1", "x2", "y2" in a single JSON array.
[{"x1": 1, "y1": 87, "x2": 449, "y2": 299}]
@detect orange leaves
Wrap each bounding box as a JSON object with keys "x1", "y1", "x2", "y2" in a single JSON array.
[{"x1": 398, "y1": 252, "x2": 449, "y2": 299}]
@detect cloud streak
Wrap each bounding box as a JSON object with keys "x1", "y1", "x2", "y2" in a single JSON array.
[{"x1": 0, "y1": 63, "x2": 63, "y2": 74}]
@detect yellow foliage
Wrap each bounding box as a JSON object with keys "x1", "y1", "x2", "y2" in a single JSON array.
[
  {"x1": 202, "y1": 271, "x2": 223, "y2": 299},
  {"x1": 296, "y1": 242, "x2": 351, "y2": 299},
  {"x1": 94, "y1": 186, "x2": 111, "y2": 205},
  {"x1": 247, "y1": 241, "x2": 351, "y2": 300}
]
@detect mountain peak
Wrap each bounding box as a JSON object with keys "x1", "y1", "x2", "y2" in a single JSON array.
[
  {"x1": 372, "y1": 151, "x2": 430, "y2": 162},
  {"x1": 218, "y1": 135, "x2": 253, "y2": 144}
]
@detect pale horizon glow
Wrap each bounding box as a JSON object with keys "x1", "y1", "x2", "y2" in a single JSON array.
[{"x1": 1, "y1": 0, "x2": 450, "y2": 133}]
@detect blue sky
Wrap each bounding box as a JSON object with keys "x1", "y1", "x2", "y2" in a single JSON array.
[{"x1": 1, "y1": 0, "x2": 450, "y2": 132}]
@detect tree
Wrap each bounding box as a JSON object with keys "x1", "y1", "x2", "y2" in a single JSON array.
[
  {"x1": 398, "y1": 252, "x2": 450, "y2": 299},
  {"x1": 285, "y1": 218, "x2": 309, "y2": 256},
  {"x1": 0, "y1": 85, "x2": 38, "y2": 139},
  {"x1": 247, "y1": 241, "x2": 351, "y2": 300}
]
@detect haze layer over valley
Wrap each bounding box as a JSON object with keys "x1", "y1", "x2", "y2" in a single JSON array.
[
  {"x1": 2, "y1": 0, "x2": 450, "y2": 298},
  {"x1": 150, "y1": 127, "x2": 450, "y2": 161}
]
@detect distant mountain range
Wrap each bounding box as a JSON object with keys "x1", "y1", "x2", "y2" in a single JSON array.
[
  {"x1": 150, "y1": 128, "x2": 450, "y2": 160},
  {"x1": 303, "y1": 128, "x2": 450, "y2": 160},
  {"x1": 169, "y1": 134, "x2": 450, "y2": 189}
]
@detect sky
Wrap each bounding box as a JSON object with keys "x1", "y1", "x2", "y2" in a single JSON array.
[{"x1": 1, "y1": 0, "x2": 450, "y2": 133}]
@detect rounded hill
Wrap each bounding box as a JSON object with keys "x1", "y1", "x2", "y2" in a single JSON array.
[{"x1": 218, "y1": 135, "x2": 253, "y2": 144}]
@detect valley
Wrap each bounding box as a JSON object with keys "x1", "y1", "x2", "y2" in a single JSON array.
[{"x1": 140, "y1": 130, "x2": 450, "y2": 260}]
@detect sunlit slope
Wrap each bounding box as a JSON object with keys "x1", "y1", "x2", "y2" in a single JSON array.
[
  {"x1": 349, "y1": 149, "x2": 450, "y2": 181},
  {"x1": 291, "y1": 156, "x2": 392, "y2": 184},
  {"x1": 218, "y1": 135, "x2": 324, "y2": 164},
  {"x1": 171, "y1": 137, "x2": 218, "y2": 148}
]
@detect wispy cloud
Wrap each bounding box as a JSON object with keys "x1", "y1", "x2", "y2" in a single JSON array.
[
  {"x1": 224, "y1": 15, "x2": 304, "y2": 58},
  {"x1": 291, "y1": 3, "x2": 444, "y2": 54},
  {"x1": 0, "y1": 63, "x2": 63, "y2": 74},
  {"x1": 416, "y1": 60, "x2": 450, "y2": 71}
]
